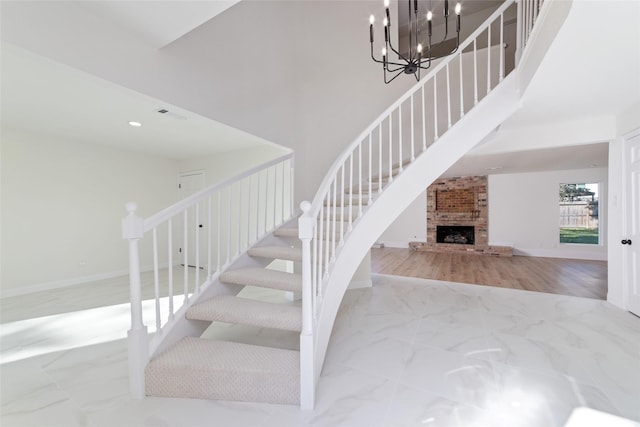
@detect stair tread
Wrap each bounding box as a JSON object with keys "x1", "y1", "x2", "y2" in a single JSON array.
[
  {"x1": 248, "y1": 245, "x2": 302, "y2": 262},
  {"x1": 187, "y1": 295, "x2": 302, "y2": 332},
  {"x1": 273, "y1": 227, "x2": 298, "y2": 238},
  {"x1": 146, "y1": 337, "x2": 299, "y2": 404},
  {"x1": 221, "y1": 267, "x2": 301, "y2": 292}
]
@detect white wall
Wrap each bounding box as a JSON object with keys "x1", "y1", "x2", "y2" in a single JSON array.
[
  {"x1": 489, "y1": 168, "x2": 608, "y2": 260},
  {"x1": 378, "y1": 192, "x2": 427, "y2": 247},
  {"x1": 1, "y1": 131, "x2": 178, "y2": 296}
]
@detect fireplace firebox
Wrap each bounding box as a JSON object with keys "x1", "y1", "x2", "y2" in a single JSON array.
[{"x1": 436, "y1": 226, "x2": 475, "y2": 245}]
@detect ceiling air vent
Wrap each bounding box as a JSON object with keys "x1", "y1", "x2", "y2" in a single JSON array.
[{"x1": 154, "y1": 108, "x2": 186, "y2": 120}]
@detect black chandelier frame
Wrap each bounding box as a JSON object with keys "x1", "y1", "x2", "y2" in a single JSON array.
[{"x1": 369, "y1": 0, "x2": 462, "y2": 84}]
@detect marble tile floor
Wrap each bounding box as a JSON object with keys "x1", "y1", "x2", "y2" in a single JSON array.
[{"x1": 1, "y1": 273, "x2": 639, "y2": 427}]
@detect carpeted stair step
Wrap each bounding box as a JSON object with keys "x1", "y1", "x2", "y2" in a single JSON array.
[
  {"x1": 274, "y1": 227, "x2": 299, "y2": 238},
  {"x1": 187, "y1": 295, "x2": 302, "y2": 332},
  {"x1": 146, "y1": 337, "x2": 300, "y2": 404},
  {"x1": 248, "y1": 245, "x2": 302, "y2": 262},
  {"x1": 346, "y1": 181, "x2": 385, "y2": 193},
  {"x1": 370, "y1": 159, "x2": 412, "y2": 182},
  {"x1": 220, "y1": 267, "x2": 301, "y2": 292},
  {"x1": 324, "y1": 195, "x2": 367, "y2": 207},
  {"x1": 275, "y1": 226, "x2": 342, "y2": 241}
]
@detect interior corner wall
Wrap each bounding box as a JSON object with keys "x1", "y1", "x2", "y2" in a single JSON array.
[
  {"x1": 0, "y1": 132, "x2": 178, "y2": 296},
  {"x1": 378, "y1": 192, "x2": 427, "y2": 247},
  {"x1": 177, "y1": 145, "x2": 291, "y2": 186},
  {"x1": 488, "y1": 168, "x2": 608, "y2": 260}
]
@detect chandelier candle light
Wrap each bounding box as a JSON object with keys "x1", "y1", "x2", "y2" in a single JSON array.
[{"x1": 370, "y1": 0, "x2": 461, "y2": 83}]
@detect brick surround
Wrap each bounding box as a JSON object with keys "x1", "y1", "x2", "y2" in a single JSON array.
[{"x1": 410, "y1": 176, "x2": 512, "y2": 256}]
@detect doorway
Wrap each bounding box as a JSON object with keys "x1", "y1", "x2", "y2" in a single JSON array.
[{"x1": 178, "y1": 171, "x2": 205, "y2": 270}]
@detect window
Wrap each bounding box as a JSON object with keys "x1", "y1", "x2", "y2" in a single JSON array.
[{"x1": 559, "y1": 183, "x2": 599, "y2": 244}]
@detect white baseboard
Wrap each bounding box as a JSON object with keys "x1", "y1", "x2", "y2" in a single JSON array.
[
  {"x1": 379, "y1": 241, "x2": 410, "y2": 249},
  {"x1": 513, "y1": 247, "x2": 607, "y2": 261},
  {"x1": 0, "y1": 264, "x2": 167, "y2": 299},
  {"x1": 1, "y1": 270, "x2": 128, "y2": 299},
  {"x1": 348, "y1": 279, "x2": 373, "y2": 289}
]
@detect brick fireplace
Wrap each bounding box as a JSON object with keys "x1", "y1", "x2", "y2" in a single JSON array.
[{"x1": 410, "y1": 176, "x2": 512, "y2": 256}]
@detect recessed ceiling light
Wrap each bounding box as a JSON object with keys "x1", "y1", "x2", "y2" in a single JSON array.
[
  {"x1": 128, "y1": 121, "x2": 142, "y2": 127},
  {"x1": 485, "y1": 166, "x2": 503, "y2": 171}
]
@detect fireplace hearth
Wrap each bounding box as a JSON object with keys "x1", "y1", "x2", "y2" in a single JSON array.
[{"x1": 436, "y1": 226, "x2": 475, "y2": 245}]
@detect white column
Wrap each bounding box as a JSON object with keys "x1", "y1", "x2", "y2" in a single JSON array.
[{"x1": 122, "y1": 202, "x2": 148, "y2": 399}]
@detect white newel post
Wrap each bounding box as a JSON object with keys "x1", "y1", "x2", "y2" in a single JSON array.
[
  {"x1": 122, "y1": 202, "x2": 149, "y2": 399},
  {"x1": 298, "y1": 201, "x2": 315, "y2": 410}
]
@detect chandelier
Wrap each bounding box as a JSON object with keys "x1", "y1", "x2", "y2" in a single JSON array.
[{"x1": 369, "y1": 0, "x2": 462, "y2": 84}]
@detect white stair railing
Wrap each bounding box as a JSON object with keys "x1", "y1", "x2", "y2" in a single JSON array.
[
  {"x1": 123, "y1": 153, "x2": 294, "y2": 399},
  {"x1": 298, "y1": 0, "x2": 547, "y2": 409}
]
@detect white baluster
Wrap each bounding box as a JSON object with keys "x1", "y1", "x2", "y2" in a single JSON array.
[
  {"x1": 290, "y1": 160, "x2": 295, "y2": 218},
  {"x1": 207, "y1": 196, "x2": 212, "y2": 281},
  {"x1": 247, "y1": 176, "x2": 252, "y2": 249},
  {"x1": 318, "y1": 204, "x2": 325, "y2": 285},
  {"x1": 183, "y1": 209, "x2": 188, "y2": 303},
  {"x1": 168, "y1": 219, "x2": 174, "y2": 319},
  {"x1": 348, "y1": 153, "x2": 353, "y2": 230},
  {"x1": 272, "y1": 167, "x2": 277, "y2": 231},
  {"x1": 217, "y1": 192, "x2": 221, "y2": 272},
  {"x1": 324, "y1": 193, "x2": 331, "y2": 274},
  {"x1": 368, "y1": 133, "x2": 373, "y2": 205},
  {"x1": 312, "y1": 221, "x2": 318, "y2": 319},
  {"x1": 487, "y1": 24, "x2": 492, "y2": 94},
  {"x1": 473, "y1": 39, "x2": 479, "y2": 104},
  {"x1": 378, "y1": 125, "x2": 383, "y2": 193},
  {"x1": 433, "y1": 75, "x2": 439, "y2": 140},
  {"x1": 421, "y1": 85, "x2": 427, "y2": 151},
  {"x1": 446, "y1": 63, "x2": 452, "y2": 129},
  {"x1": 281, "y1": 161, "x2": 286, "y2": 223},
  {"x1": 459, "y1": 53, "x2": 464, "y2": 118},
  {"x1": 398, "y1": 105, "x2": 403, "y2": 172},
  {"x1": 359, "y1": 141, "x2": 363, "y2": 216},
  {"x1": 152, "y1": 227, "x2": 161, "y2": 332},
  {"x1": 340, "y1": 165, "x2": 345, "y2": 242},
  {"x1": 331, "y1": 178, "x2": 337, "y2": 260},
  {"x1": 256, "y1": 173, "x2": 261, "y2": 241},
  {"x1": 227, "y1": 187, "x2": 232, "y2": 265},
  {"x1": 264, "y1": 169, "x2": 269, "y2": 235},
  {"x1": 388, "y1": 115, "x2": 393, "y2": 182},
  {"x1": 237, "y1": 181, "x2": 242, "y2": 256},
  {"x1": 195, "y1": 202, "x2": 200, "y2": 293},
  {"x1": 410, "y1": 94, "x2": 415, "y2": 161}
]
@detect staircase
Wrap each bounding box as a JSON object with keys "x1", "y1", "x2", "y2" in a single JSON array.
[
  {"x1": 123, "y1": 0, "x2": 552, "y2": 411},
  {"x1": 147, "y1": 242, "x2": 303, "y2": 405}
]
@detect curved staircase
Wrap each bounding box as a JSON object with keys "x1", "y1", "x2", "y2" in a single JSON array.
[{"x1": 123, "y1": 0, "x2": 553, "y2": 410}]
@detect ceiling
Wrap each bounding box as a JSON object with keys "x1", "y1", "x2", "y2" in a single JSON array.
[
  {"x1": 79, "y1": 1, "x2": 240, "y2": 49},
  {"x1": 443, "y1": 142, "x2": 608, "y2": 178},
  {"x1": 1, "y1": 0, "x2": 636, "y2": 172},
  {"x1": 1, "y1": 43, "x2": 275, "y2": 160}
]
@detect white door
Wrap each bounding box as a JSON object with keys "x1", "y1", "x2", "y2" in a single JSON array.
[
  {"x1": 178, "y1": 172, "x2": 205, "y2": 270},
  {"x1": 624, "y1": 130, "x2": 640, "y2": 317}
]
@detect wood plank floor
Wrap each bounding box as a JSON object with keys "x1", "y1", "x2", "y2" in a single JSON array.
[{"x1": 371, "y1": 248, "x2": 608, "y2": 300}]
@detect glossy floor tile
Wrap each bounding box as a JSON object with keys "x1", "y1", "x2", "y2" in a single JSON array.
[{"x1": 1, "y1": 273, "x2": 639, "y2": 427}]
